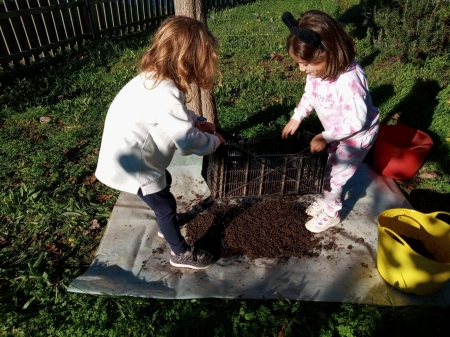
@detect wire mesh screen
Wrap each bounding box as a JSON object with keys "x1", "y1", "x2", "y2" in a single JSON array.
[{"x1": 202, "y1": 130, "x2": 327, "y2": 199}]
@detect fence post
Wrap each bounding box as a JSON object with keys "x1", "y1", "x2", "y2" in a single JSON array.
[{"x1": 85, "y1": 0, "x2": 100, "y2": 39}]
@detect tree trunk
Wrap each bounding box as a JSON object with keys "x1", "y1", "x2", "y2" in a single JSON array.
[
  {"x1": 174, "y1": 0, "x2": 206, "y2": 22},
  {"x1": 173, "y1": 0, "x2": 218, "y2": 126},
  {"x1": 201, "y1": 87, "x2": 218, "y2": 126}
]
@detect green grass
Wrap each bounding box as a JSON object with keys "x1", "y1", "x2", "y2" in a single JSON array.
[{"x1": 1, "y1": 0, "x2": 450, "y2": 336}]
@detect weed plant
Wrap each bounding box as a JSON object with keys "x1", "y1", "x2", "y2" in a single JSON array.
[{"x1": 1, "y1": 0, "x2": 450, "y2": 336}]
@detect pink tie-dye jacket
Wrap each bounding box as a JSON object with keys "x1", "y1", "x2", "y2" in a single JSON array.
[{"x1": 292, "y1": 61, "x2": 379, "y2": 143}]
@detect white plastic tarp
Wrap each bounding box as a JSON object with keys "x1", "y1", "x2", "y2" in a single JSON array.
[{"x1": 68, "y1": 152, "x2": 450, "y2": 306}]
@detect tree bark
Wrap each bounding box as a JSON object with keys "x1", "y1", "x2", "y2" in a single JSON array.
[
  {"x1": 201, "y1": 87, "x2": 218, "y2": 125},
  {"x1": 174, "y1": 0, "x2": 218, "y2": 125},
  {"x1": 174, "y1": 0, "x2": 206, "y2": 22}
]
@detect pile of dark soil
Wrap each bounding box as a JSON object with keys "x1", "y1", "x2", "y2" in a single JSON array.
[{"x1": 183, "y1": 197, "x2": 338, "y2": 261}]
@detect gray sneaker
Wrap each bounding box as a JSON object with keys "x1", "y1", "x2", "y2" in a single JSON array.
[{"x1": 170, "y1": 247, "x2": 214, "y2": 269}]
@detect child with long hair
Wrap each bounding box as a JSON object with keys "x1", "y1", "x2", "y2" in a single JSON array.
[
  {"x1": 95, "y1": 16, "x2": 225, "y2": 269},
  {"x1": 281, "y1": 10, "x2": 380, "y2": 233}
]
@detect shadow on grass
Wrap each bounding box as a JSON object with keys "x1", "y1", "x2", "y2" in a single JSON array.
[
  {"x1": 394, "y1": 79, "x2": 440, "y2": 132},
  {"x1": 231, "y1": 102, "x2": 323, "y2": 138},
  {"x1": 406, "y1": 189, "x2": 450, "y2": 214},
  {"x1": 337, "y1": 0, "x2": 378, "y2": 40},
  {"x1": 0, "y1": 30, "x2": 152, "y2": 109},
  {"x1": 390, "y1": 79, "x2": 446, "y2": 175}
]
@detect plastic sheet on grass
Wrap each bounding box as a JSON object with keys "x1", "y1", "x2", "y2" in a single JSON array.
[{"x1": 68, "y1": 152, "x2": 450, "y2": 306}]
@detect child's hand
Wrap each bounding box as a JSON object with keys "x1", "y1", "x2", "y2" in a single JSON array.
[
  {"x1": 281, "y1": 119, "x2": 300, "y2": 139},
  {"x1": 216, "y1": 133, "x2": 226, "y2": 145},
  {"x1": 199, "y1": 121, "x2": 216, "y2": 134},
  {"x1": 310, "y1": 133, "x2": 327, "y2": 153}
]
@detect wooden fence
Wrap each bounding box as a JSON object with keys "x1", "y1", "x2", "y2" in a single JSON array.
[{"x1": 0, "y1": 0, "x2": 252, "y2": 68}]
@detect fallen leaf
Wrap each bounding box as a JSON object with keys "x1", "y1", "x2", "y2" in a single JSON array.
[
  {"x1": 42, "y1": 242, "x2": 62, "y2": 254},
  {"x1": 418, "y1": 172, "x2": 438, "y2": 179},
  {"x1": 97, "y1": 194, "x2": 113, "y2": 202},
  {"x1": 89, "y1": 219, "x2": 100, "y2": 230},
  {"x1": 82, "y1": 175, "x2": 97, "y2": 186},
  {"x1": 269, "y1": 53, "x2": 284, "y2": 61}
]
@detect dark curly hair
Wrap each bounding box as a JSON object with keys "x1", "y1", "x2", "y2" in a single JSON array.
[{"x1": 287, "y1": 10, "x2": 356, "y2": 80}]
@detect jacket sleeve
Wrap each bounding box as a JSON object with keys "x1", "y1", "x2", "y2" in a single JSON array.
[
  {"x1": 185, "y1": 108, "x2": 199, "y2": 124},
  {"x1": 158, "y1": 103, "x2": 220, "y2": 156},
  {"x1": 291, "y1": 76, "x2": 314, "y2": 122}
]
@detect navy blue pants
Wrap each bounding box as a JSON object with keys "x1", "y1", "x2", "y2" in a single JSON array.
[{"x1": 138, "y1": 170, "x2": 189, "y2": 255}]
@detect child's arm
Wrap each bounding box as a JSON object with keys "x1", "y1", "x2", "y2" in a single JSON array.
[
  {"x1": 310, "y1": 133, "x2": 327, "y2": 153},
  {"x1": 159, "y1": 104, "x2": 221, "y2": 156},
  {"x1": 195, "y1": 117, "x2": 216, "y2": 134},
  {"x1": 281, "y1": 119, "x2": 300, "y2": 139},
  {"x1": 291, "y1": 78, "x2": 314, "y2": 122},
  {"x1": 282, "y1": 78, "x2": 314, "y2": 138}
]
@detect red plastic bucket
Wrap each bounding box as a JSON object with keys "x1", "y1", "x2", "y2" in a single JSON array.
[{"x1": 373, "y1": 119, "x2": 433, "y2": 180}]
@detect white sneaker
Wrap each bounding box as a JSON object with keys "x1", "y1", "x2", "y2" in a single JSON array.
[
  {"x1": 305, "y1": 198, "x2": 324, "y2": 217},
  {"x1": 305, "y1": 210, "x2": 340, "y2": 233}
]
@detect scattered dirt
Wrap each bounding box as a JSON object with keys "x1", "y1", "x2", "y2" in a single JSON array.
[
  {"x1": 184, "y1": 197, "x2": 338, "y2": 261},
  {"x1": 152, "y1": 247, "x2": 164, "y2": 254}
]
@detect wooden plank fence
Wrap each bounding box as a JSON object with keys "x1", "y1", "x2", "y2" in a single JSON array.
[{"x1": 0, "y1": 0, "x2": 253, "y2": 68}]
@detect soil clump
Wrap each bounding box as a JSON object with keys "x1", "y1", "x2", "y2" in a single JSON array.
[{"x1": 183, "y1": 197, "x2": 338, "y2": 261}]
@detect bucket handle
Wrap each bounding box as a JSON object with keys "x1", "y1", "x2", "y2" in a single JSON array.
[
  {"x1": 396, "y1": 214, "x2": 422, "y2": 230},
  {"x1": 412, "y1": 144, "x2": 433, "y2": 151},
  {"x1": 427, "y1": 211, "x2": 450, "y2": 225},
  {"x1": 383, "y1": 227, "x2": 408, "y2": 247}
]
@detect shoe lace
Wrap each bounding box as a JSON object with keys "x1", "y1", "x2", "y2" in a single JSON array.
[
  {"x1": 193, "y1": 247, "x2": 208, "y2": 261},
  {"x1": 190, "y1": 246, "x2": 209, "y2": 262}
]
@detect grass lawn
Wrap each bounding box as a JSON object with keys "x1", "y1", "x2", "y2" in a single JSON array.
[{"x1": 1, "y1": 0, "x2": 450, "y2": 336}]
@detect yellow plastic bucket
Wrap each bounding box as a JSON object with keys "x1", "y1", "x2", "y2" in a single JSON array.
[{"x1": 377, "y1": 209, "x2": 450, "y2": 295}]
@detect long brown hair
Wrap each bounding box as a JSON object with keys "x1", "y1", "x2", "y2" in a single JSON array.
[
  {"x1": 287, "y1": 10, "x2": 356, "y2": 80},
  {"x1": 140, "y1": 16, "x2": 219, "y2": 99}
]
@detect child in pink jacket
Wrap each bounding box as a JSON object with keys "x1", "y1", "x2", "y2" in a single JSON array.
[{"x1": 281, "y1": 10, "x2": 380, "y2": 233}]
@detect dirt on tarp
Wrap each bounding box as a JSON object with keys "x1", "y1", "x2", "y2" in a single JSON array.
[{"x1": 183, "y1": 197, "x2": 339, "y2": 262}]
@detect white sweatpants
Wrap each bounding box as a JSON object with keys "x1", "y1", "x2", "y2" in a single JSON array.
[{"x1": 322, "y1": 125, "x2": 379, "y2": 215}]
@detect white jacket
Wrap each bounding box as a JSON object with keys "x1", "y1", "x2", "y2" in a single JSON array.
[
  {"x1": 95, "y1": 73, "x2": 220, "y2": 195},
  {"x1": 292, "y1": 61, "x2": 379, "y2": 143}
]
